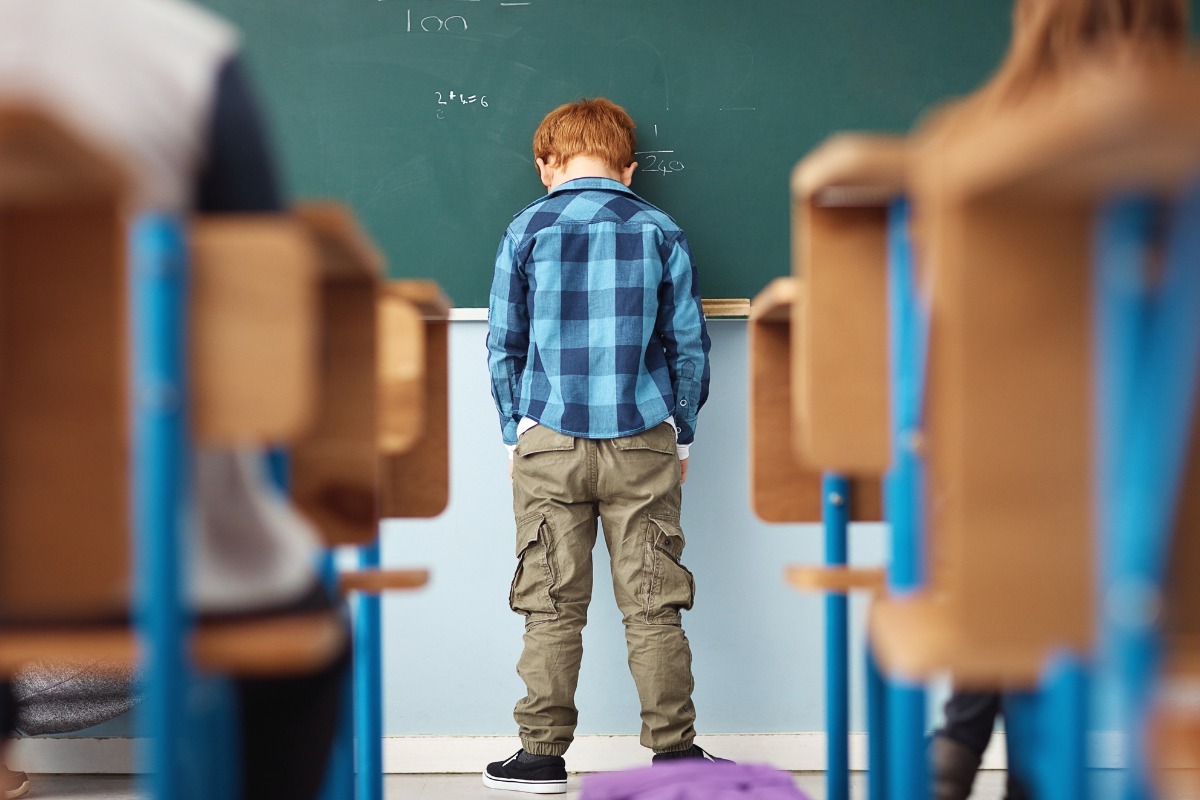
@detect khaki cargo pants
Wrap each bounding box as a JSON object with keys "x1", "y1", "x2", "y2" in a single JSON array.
[{"x1": 508, "y1": 422, "x2": 697, "y2": 756}]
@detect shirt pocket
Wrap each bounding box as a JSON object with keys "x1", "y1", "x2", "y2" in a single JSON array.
[
  {"x1": 642, "y1": 516, "x2": 695, "y2": 624},
  {"x1": 509, "y1": 512, "x2": 559, "y2": 625}
]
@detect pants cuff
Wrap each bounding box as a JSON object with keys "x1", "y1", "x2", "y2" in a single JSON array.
[
  {"x1": 652, "y1": 740, "x2": 695, "y2": 755},
  {"x1": 521, "y1": 740, "x2": 569, "y2": 757}
]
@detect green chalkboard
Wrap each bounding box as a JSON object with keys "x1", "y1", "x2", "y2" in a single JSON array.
[{"x1": 198, "y1": 0, "x2": 1012, "y2": 307}]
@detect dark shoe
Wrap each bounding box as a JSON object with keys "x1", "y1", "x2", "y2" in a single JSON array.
[
  {"x1": 483, "y1": 749, "x2": 567, "y2": 794},
  {"x1": 652, "y1": 744, "x2": 733, "y2": 764},
  {"x1": 930, "y1": 734, "x2": 982, "y2": 800},
  {"x1": 1, "y1": 765, "x2": 28, "y2": 800}
]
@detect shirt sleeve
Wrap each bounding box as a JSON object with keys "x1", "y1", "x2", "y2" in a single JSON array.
[
  {"x1": 657, "y1": 232, "x2": 711, "y2": 447},
  {"x1": 486, "y1": 232, "x2": 530, "y2": 446},
  {"x1": 194, "y1": 55, "x2": 285, "y2": 214}
]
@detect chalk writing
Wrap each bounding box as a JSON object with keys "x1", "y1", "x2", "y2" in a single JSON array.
[
  {"x1": 396, "y1": 0, "x2": 534, "y2": 32},
  {"x1": 636, "y1": 150, "x2": 685, "y2": 175},
  {"x1": 407, "y1": 10, "x2": 468, "y2": 30},
  {"x1": 636, "y1": 127, "x2": 685, "y2": 176},
  {"x1": 435, "y1": 90, "x2": 490, "y2": 119}
]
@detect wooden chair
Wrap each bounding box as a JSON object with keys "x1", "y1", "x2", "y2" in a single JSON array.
[
  {"x1": 379, "y1": 279, "x2": 451, "y2": 521},
  {"x1": 870, "y1": 63, "x2": 1200, "y2": 689},
  {"x1": 791, "y1": 134, "x2": 908, "y2": 476},
  {"x1": 748, "y1": 276, "x2": 883, "y2": 575},
  {"x1": 290, "y1": 203, "x2": 447, "y2": 576},
  {"x1": 287, "y1": 204, "x2": 450, "y2": 800},
  {"x1": 0, "y1": 104, "x2": 342, "y2": 665},
  {"x1": 0, "y1": 106, "x2": 346, "y2": 800},
  {"x1": 748, "y1": 133, "x2": 906, "y2": 800}
]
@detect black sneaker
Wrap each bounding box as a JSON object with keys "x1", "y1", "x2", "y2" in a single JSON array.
[
  {"x1": 652, "y1": 744, "x2": 733, "y2": 764},
  {"x1": 483, "y1": 749, "x2": 568, "y2": 794}
]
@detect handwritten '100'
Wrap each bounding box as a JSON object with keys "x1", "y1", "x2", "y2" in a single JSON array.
[{"x1": 406, "y1": 10, "x2": 468, "y2": 31}]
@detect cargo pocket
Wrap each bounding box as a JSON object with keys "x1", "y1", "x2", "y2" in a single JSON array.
[
  {"x1": 611, "y1": 423, "x2": 677, "y2": 456},
  {"x1": 642, "y1": 516, "x2": 695, "y2": 624},
  {"x1": 515, "y1": 426, "x2": 576, "y2": 457},
  {"x1": 508, "y1": 512, "x2": 559, "y2": 626}
]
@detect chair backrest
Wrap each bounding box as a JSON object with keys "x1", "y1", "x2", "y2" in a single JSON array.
[
  {"x1": 0, "y1": 105, "x2": 319, "y2": 622},
  {"x1": 791, "y1": 134, "x2": 906, "y2": 478},
  {"x1": 289, "y1": 205, "x2": 452, "y2": 541},
  {"x1": 748, "y1": 134, "x2": 906, "y2": 525},
  {"x1": 379, "y1": 280, "x2": 451, "y2": 519},
  {"x1": 749, "y1": 278, "x2": 881, "y2": 522},
  {"x1": 290, "y1": 203, "x2": 385, "y2": 546},
  {"x1": 0, "y1": 106, "x2": 131, "y2": 621}
]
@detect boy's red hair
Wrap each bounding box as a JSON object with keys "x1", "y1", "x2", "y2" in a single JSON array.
[{"x1": 533, "y1": 98, "x2": 637, "y2": 174}]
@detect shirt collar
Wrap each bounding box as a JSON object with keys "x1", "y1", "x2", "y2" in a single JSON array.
[
  {"x1": 548, "y1": 176, "x2": 639, "y2": 198},
  {"x1": 513, "y1": 177, "x2": 644, "y2": 217}
]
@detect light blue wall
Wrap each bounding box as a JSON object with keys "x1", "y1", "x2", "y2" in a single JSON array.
[
  {"x1": 378, "y1": 320, "x2": 890, "y2": 737},
  {"x1": 41, "y1": 320, "x2": 1121, "y2": 743},
  {"x1": 49, "y1": 320, "x2": 891, "y2": 742}
]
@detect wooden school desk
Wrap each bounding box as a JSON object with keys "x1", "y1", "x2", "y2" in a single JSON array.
[
  {"x1": 751, "y1": 131, "x2": 911, "y2": 800},
  {"x1": 290, "y1": 204, "x2": 450, "y2": 800},
  {"x1": 870, "y1": 61, "x2": 1200, "y2": 800},
  {"x1": 0, "y1": 105, "x2": 341, "y2": 800}
]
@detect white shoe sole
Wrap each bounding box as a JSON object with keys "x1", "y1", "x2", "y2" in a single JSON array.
[
  {"x1": 4, "y1": 778, "x2": 29, "y2": 800},
  {"x1": 482, "y1": 771, "x2": 567, "y2": 794}
]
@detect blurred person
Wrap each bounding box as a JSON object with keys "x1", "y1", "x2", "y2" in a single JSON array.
[{"x1": 0, "y1": 1, "x2": 349, "y2": 797}]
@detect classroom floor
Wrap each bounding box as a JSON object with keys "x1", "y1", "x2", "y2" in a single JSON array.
[{"x1": 17, "y1": 770, "x2": 1020, "y2": 799}]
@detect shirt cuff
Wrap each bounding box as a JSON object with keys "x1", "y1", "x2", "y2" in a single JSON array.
[
  {"x1": 505, "y1": 443, "x2": 516, "y2": 460},
  {"x1": 676, "y1": 442, "x2": 691, "y2": 460}
]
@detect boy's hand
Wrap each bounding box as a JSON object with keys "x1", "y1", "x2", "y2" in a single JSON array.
[
  {"x1": 679, "y1": 458, "x2": 689, "y2": 485},
  {"x1": 509, "y1": 459, "x2": 514, "y2": 482}
]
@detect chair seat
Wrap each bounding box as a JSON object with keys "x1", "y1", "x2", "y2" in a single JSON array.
[
  {"x1": 339, "y1": 568, "x2": 430, "y2": 595},
  {"x1": 869, "y1": 592, "x2": 1049, "y2": 688},
  {"x1": 786, "y1": 565, "x2": 886, "y2": 594}
]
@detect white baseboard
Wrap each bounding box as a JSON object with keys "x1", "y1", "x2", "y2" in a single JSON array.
[
  {"x1": 8, "y1": 732, "x2": 1125, "y2": 774},
  {"x1": 9, "y1": 737, "x2": 137, "y2": 775}
]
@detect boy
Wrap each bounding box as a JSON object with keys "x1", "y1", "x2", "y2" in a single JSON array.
[{"x1": 484, "y1": 97, "x2": 722, "y2": 794}]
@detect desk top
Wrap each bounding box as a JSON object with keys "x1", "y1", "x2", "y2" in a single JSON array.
[{"x1": 792, "y1": 134, "x2": 909, "y2": 209}]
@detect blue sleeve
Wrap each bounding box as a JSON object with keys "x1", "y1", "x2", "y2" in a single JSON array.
[
  {"x1": 194, "y1": 55, "x2": 285, "y2": 213},
  {"x1": 657, "y1": 232, "x2": 710, "y2": 446},
  {"x1": 486, "y1": 232, "x2": 530, "y2": 445}
]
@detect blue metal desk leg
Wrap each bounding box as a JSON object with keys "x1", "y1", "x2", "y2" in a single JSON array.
[
  {"x1": 866, "y1": 644, "x2": 888, "y2": 800},
  {"x1": 885, "y1": 196, "x2": 929, "y2": 800},
  {"x1": 318, "y1": 552, "x2": 355, "y2": 800},
  {"x1": 1044, "y1": 656, "x2": 1089, "y2": 800},
  {"x1": 356, "y1": 541, "x2": 385, "y2": 800},
  {"x1": 823, "y1": 474, "x2": 851, "y2": 800},
  {"x1": 1094, "y1": 189, "x2": 1200, "y2": 800},
  {"x1": 131, "y1": 216, "x2": 190, "y2": 800}
]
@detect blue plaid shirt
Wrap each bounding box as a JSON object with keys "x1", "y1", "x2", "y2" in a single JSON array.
[{"x1": 487, "y1": 177, "x2": 711, "y2": 448}]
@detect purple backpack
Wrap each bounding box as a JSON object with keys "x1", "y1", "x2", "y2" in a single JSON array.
[{"x1": 580, "y1": 762, "x2": 811, "y2": 800}]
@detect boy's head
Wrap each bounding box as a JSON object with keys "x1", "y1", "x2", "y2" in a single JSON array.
[{"x1": 533, "y1": 97, "x2": 637, "y2": 190}]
